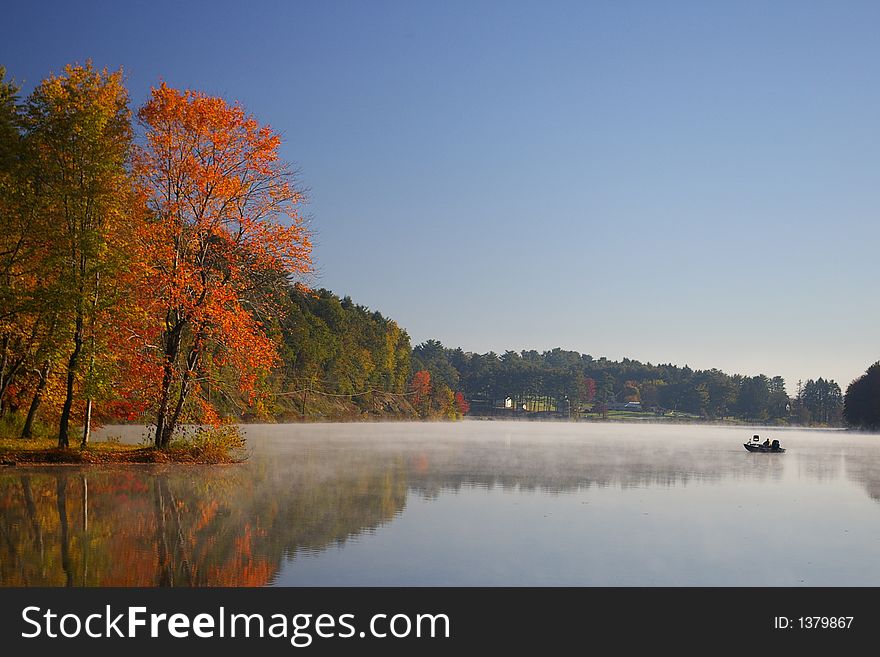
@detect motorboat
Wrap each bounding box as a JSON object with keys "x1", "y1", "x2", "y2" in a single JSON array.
[{"x1": 744, "y1": 435, "x2": 785, "y2": 453}]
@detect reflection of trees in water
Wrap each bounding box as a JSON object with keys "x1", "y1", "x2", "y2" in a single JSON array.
[
  {"x1": 404, "y1": 442, "x2": 787, "y2": 497},
  {"x1": 0, "y1": 457, "x2": 408, "y2": 586},
  {"x1": 0, "y1": 442, "x2": 797, "y2": 587},
  {"x1": 843, "y1": 448, "x2": 880, "y2": 502},
  {"x1": 793, "y1": 452, "x2": 844, "y2": 483},
  {"x1": 787, "y1": 441, "x2": 880, "y2": 502},
  {"x1": 5, "y1": 435, "x2": 879, "y2": 587},
  {"x1": 56, "y1": 477, "x2": 72, "y2": 587}
]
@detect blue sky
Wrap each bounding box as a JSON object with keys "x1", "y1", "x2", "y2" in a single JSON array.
[{"x1": 3, "y1": 1, "x2": 878, "y2": 392}]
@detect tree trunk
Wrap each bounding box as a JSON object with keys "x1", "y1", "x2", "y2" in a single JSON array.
[
  {"x1": 81, "y1": 272, "x2": 100, "y2": 448},
  {"x1": 154, "y1": 363, "x2": 173, "y2": 448},
  {"x1": 58, "y1": 312, "x2": 84, "y2": 448},
  {"x1": 81, "y1": 399, "x2": 92, "y2": 447},
  {"x1": 163, "y1": 374, "x2": 191, "y2": 446},
  {"x1": 154, "y1": 320, "x2": 184, "y2": 448},
  {"x1": 162, "y1": 337, "x2": 202, "y2": 446},
  {"x1": 22, "y1": 361, "x2": 51, "y2": 439},
  {"x1": 0, "y1": 333, "x2": 30, "y2": 416}
]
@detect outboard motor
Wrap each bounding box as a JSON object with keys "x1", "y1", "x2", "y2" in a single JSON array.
[{"x1": 771, "y1": 439, "x2": 780, "y2": 449}]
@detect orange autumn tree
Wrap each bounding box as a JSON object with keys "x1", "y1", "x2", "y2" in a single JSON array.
[{"x1": 134, "y1": 84, "x2": 311, "y2": 448}]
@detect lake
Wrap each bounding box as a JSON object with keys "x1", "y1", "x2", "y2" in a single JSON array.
[{"x1": 2, "y1": 421, "x2": 879, "y2": 586}]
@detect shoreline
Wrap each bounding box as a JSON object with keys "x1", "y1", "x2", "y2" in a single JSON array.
[{"x1": 0, "y1": 438, "x2": 246, "y2": 466}]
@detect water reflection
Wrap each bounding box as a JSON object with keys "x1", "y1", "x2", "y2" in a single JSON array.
[
  {"x1": 1, "y1": 423, "x2": 879, "y2": 586},
  {"x1": 0, "y1": 459, "x2": 408, "y2": 586},
  {"x1": 843, "y1": 453, "x2": 880, "y2": 502}
]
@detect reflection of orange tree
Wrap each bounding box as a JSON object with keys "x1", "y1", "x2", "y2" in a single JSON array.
[{"x1": 0, "y1": 459, "x2": 408, "y2": 586}]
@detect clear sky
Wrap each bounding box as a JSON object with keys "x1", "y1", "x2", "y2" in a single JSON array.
[{"x1": 3, "y1": 1, "x2": 878, "y2": 393}]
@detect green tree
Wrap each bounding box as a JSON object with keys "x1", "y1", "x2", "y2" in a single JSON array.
[
  {"x1": 412, "y1": 340, "x2": 460, "y2": 392},
  {"x1": 843, "y1": 363, "x2": 880, "y2": 431},
  {"x1": 702, "y1": 370, "x2": 737, "y2": 419},
  {"x1": 767, "y1": 376, "x2": 790, "y2": 421},
  {"x1": 24, "y1": 63, "x2": 133, "y2": 447},
  {"x1": 0, "y1": 66, "x2": 67, "y2": 428},
  {"x1": 800, "y1": 378, "x2": 843, "y2": 426},
  {"x1": 0, "y1": 67, "x2": 26, "y2": 415},
  {"x1": 639, "y1": 380, "x2": 663, "y2": 410},
  {"x1": 736, "y1": 375, "x2": 770, "y2": 421},
  {"x1": 277, "y1": 287, "x2": 414, "y2": 418}
]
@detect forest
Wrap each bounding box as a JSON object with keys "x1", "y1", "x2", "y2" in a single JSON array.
[
  {"x1": 0, "y1": 62, "x2": 872, "y2": 449},
  {"x1": 410, "y1": 339, "x2": 846, "y2": 426}
]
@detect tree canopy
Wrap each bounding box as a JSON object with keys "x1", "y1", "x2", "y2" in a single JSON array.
[
  {"x1": 844, "y1": 363, "x2": 880, "y2": 431},
  {"x1": 132, "y1": 83, "x2": 312, "y2": 446}
]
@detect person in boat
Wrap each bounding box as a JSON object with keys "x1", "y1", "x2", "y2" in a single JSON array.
[{"x1": 762, "y1": 437, "x2": 770, "y2": 447}]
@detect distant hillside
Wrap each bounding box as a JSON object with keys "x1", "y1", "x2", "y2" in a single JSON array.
[{"x1": 185, "y1": 286, "x2": 844, "y2": 426}]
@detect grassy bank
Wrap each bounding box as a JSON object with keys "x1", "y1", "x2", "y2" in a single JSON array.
[{"x1": 0, "y1": 424, "x2": 247, "y2": 465}]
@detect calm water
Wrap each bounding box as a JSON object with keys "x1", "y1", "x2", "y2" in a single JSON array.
[{"x1": 2, "y1": 421, "x2": 879, "y2": 586}]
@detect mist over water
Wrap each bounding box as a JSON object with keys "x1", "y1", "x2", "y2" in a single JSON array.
[{"x1": 2, "y1": 422, "x2": 879, "y2": 586}]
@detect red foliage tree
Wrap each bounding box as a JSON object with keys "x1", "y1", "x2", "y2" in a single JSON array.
[
  {"x1": 583, "y1": 376, "x2": 597, "y2": 403},
  {"x1": 454, "y1": 391, "x2": 469, "y2": 415},
  {"x1": 410, "y1": 370, "x2": 432, "y2": 415},
  {"x1": 132, "y1": 84, "x2": 312, "y2": 447}
]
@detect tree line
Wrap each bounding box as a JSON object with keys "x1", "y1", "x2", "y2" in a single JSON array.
[{"x1": 409, "y1": 340, "x2": 849, "y2": 427}]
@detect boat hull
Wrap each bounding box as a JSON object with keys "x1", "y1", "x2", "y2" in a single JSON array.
[{"x1": 744, "y1": 443, "x2": 785, "y2": 453}]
